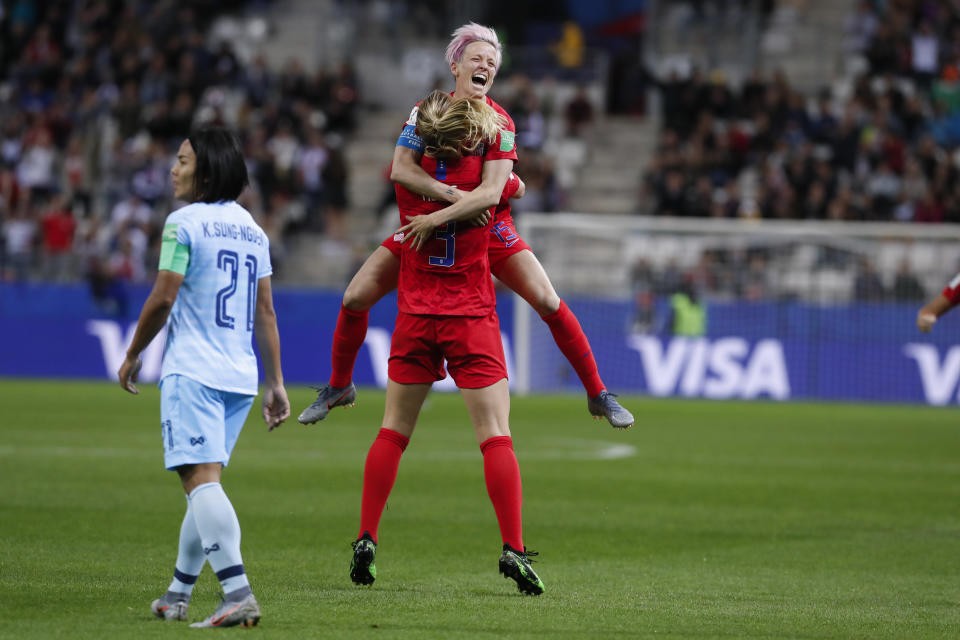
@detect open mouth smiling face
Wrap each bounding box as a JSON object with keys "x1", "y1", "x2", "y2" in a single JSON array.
[{"x1": 454, "y1": 41, "x2": 498, "y2": 99}]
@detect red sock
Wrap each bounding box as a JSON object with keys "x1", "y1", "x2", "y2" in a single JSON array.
[
  {"x1": 358, "y1": 428, "x2": 409, "y2": 543},
  {"x1": 480, "y1": 436, "x2": 524, "y2": 551},
  {"x1": 541, "y1": 300, "x2": 605, "y2": 397},
  {"x1": 330, "y1": 305, "x2": 368, "y2": 388}
]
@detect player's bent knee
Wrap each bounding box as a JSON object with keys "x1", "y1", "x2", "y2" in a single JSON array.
[
  {"x1": 342, "y1": 279, "x2": 379, "y2": 311},
  {"x1": 533, "y1": 293, "x2": 561, "y2": 317}
]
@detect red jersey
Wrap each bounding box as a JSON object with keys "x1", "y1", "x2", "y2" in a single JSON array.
[
  {"x1": 396, "y1": 173, "x2": 520, "y2": 317},
  {"x1": 394, "y1": 95, "x2": 518, "y2": 317},
  {"x1": 943, "y1": 272, "x2": 960, "y2": 304},
  {"x1": 394, "y1": 94, "x2": 517, "y2": 222}
]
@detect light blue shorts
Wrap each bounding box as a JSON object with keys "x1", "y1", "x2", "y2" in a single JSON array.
[{"x1": 159, "y1": 374, "x2": 255, "y2": 470}]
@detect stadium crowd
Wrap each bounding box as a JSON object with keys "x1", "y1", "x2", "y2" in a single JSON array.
[
  {"x1": 4, "y1": 0, "x2": 957, "y2": 304},
  {"x1": 641, "y1": 0, "x2": 960, "y2": 224},
  {"x1": 0, "y1": 0, "x2": 357, "y2": 301}
]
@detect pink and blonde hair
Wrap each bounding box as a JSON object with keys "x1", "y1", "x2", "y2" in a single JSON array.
[{"x1": 445, "y1": 22, "x2": 502, "y2": 71}]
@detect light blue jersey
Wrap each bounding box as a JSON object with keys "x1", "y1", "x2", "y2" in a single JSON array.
[{"x1": 159, "y1": 201, "x2": 272, "y2": 394}]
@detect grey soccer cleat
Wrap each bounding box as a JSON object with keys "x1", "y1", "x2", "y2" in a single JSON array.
[
  {"x1": 350, "y1": 532, "x2": 377, "y2": 586},
  {"x1": 151, "y1": 591, "x2": 188, "y2": 621},
  {"x1": 189, "y1": 593, "x2": 260, "y2": 628},
  {"x1": 499, "y1": 544, "x2": 545, "y2": 595},
  {"x1": 588, "y1": 391, "x2": 634, "y2": 429},
  {"x1": 298, "y1": 382, "x2": 357, "y2": 424}
]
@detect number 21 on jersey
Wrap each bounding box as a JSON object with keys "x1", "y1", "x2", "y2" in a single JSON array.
[{"x1": 215, "y1": 248, "x2": 258, "y2": 331}]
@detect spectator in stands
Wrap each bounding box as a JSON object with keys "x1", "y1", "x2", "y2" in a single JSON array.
[
  {"x1": 38, "y1": 193, "x2": 74, "y2": 281},
  {"x1": 853, "y1": 258, "x2": 887, "y2": 301},
  {"x1": 892, "y1": 258, "x2": 926, "y2": 301},
  {"x1": 296, "y1": 127, "x2": 329, "y2": 232},
  {"x1": 564, "y1": 84, "x2": 594, "y2": 137},
  {"x1": 667, "y1": 276, "x2": 706, "y2": 337},
  {"x1": 321, "y1": 141, "x2": 349, "y2": 242},
  {"x1": 845, "y1": 0, "x2": 879, "y2": 54},
  {"x1": 0, "y1": 0, "x2": 379, "y2": 284},
  {"x1": 110, "y1": 193, "x2": 152, "y2": 234},
  {"x1": 911, "y1": 20, "x2": 940, "y2": 94},
  {"x1": 2, "y1": 206, "x2": 36, "y2": 281}
]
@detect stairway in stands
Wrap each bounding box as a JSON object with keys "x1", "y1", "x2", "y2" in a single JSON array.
[{"x1": 563, "y1": 115, "x2": 659, "y2": 215}]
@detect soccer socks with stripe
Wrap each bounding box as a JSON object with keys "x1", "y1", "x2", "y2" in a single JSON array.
[
  {"x1": 541, "y1": 300, "x2": 605, "y2": 398},
  {"x1": 480, "y1": 436, "x2": 524, "y2": 552},
  {"x1": 165, "y1": 495, "x2": 204, "y2": 599},
  {"x1": 358, "y1": 428, "x2": 409, "y2": 543},
  {"x1": 330, "y1": 305, "x2": 369, "y2": 388},
  {"x1": 188, "y1": 482, "x2": 251, "y2": 599}
]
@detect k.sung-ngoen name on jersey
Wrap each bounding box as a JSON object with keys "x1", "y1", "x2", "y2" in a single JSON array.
[{"x1": 201, "y1": 222, "x2": 265, "y2": 245}]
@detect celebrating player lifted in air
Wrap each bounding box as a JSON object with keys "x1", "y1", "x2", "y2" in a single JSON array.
[
  {"x1": 117, "y1": 127, "x2": 289, "y2": 628},
  {"x1": 349, "y1": 89, "x2": 545, "y2": 595},
  {"x1": 298, "y1": 22, "x2": 634, "y2": 430}
]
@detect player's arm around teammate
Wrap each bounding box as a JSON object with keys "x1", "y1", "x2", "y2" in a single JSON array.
[{"x1": 397, "y1": 157, "x2": 511, "y2": 250}]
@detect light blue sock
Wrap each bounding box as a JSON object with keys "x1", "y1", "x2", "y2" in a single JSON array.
[
  {"x1": 188, "y1": 482, "x2": 251, "y2": 598},
  {"x1": 166, "y1": 496, "x2": 204, "y2": 598}
]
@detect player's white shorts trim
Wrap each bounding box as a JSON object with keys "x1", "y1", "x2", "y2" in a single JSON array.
[{"x1": 159, "y1": 374, "x2": 255, "y2": 470}]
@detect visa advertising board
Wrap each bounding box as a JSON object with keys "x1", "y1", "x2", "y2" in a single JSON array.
[{"x1": 0, "y1": 284, "x2": 956, "y2": 406}]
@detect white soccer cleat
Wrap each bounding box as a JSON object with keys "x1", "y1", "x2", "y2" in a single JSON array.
[
  {"x1": 151, "y1": 593, "x2": 188, "y2": 621},
  {"x1": 189, "y1": 594, "x2": 260, "y2": 628}
]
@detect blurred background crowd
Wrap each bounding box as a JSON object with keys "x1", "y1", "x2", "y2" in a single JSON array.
[{"x1": 2, "y1": 0, "x2": 959, "y2": 309}]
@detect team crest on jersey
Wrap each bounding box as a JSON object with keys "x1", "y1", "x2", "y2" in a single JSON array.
[{"x1": 405, "y1": 106, "x2": 419, "y2": 126}]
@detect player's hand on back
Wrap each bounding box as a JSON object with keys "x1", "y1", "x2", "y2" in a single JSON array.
[
  {"x1": 396, "y1": 213, "x2": 439, "y2": 251},
  {"x1": 470, "y1": 209, "x2": 492, "y2": 227},
  {"x1": 263, "y1": 385, "x2": 291, "y2": 431}
]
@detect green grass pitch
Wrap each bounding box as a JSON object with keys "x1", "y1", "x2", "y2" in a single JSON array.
[{"x1": 1, "y1": 379, "x2": 958, "y2": 638}]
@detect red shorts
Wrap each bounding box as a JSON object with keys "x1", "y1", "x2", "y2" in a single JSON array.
[
  {"x1": 380, "y1": 211, "x2": 530, "y2": 277},
  {"x1": 389, "y1": 310, "x2": 507, "y2": 389},
  {"x1": 487, "y1": 210, "x2": 530, "y2": 277}
]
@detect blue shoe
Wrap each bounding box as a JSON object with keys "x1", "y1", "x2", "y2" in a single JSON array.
[
  {"x1": 588, "y1": 391, "x2": 634, "y2": 429},
  {"x1": 298, "y1": 382, "x2": 357, "y2": 424}
]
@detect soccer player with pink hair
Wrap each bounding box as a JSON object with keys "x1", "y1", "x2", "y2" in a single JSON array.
[
  {"x1": 349, "y1": 90, "x2": 544, "y2": 595},
  {"x1": 298, "y1": 23, "x2": 634, "y2": 430}
]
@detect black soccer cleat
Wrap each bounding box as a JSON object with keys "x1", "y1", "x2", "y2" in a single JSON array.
[
  {"x1": 499, "y1": 544, "x2": 545, "y2": 595},
  {"x1": 350, "y1": 532, "x2": 377, "y2": 586}
]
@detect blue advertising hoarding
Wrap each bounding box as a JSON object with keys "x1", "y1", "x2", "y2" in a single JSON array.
[{"x1": 0, "y1": 283, "x2": 957, "y2": 405}]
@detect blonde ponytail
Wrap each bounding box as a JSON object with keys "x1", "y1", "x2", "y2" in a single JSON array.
[{"x1": 416, "y1": 90, "x2": 506, "y2": 159}]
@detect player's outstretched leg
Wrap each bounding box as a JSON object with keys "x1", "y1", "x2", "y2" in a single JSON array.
[
  {"x1": 189, "y1": 593, "x2": 261, "y2": 628},
  {"x1": 498, "y1": 544, "x2": 544, "y2": 595},
  {"x1": 151, "y1": 592, "x2": 188, "y2": 621},
  {"x1": 350, "y1": 532, "x2": 377, "y2": 585},
  {"x1": 588, "y1": 390, "x2": 634, "y2": 429},
  {"x1": 298, "y1": 382, "x2": 357, "y2": 424}
]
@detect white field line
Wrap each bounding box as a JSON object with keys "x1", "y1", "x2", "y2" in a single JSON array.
[{"x1": 0, "y1": 439, "x2": 637, "y2": 462}]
